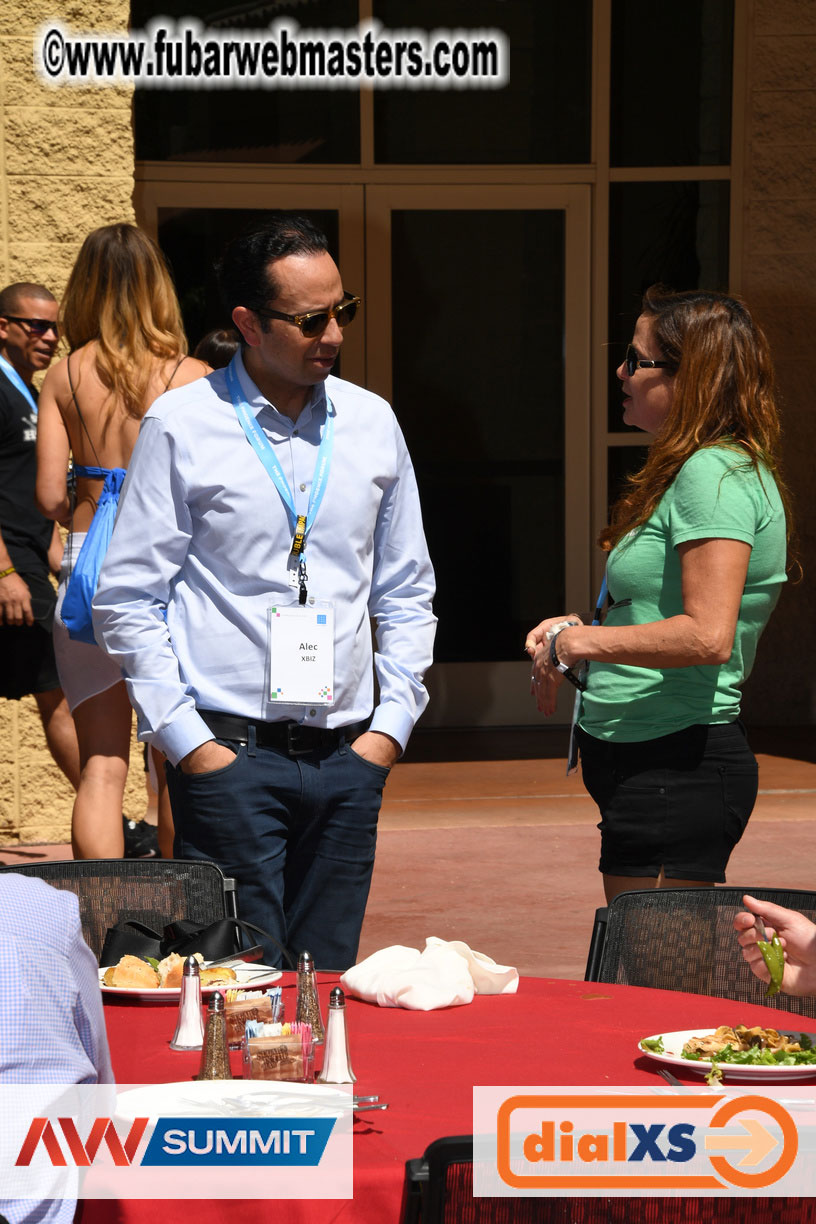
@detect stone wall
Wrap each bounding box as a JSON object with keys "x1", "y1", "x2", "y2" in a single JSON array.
[
  {"x1": 740, "y1": 0, "x2": 816, "y2": 725},
  {"x1": 0, "y1": 0, "x2": 142, "y2": 845}
]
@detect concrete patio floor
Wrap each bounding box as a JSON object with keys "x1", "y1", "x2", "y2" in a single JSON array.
[{"x1": 2, "y1": 726, "x2": 815, "y2": 980}]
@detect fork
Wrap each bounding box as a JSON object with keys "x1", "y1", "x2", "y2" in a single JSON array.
[{"x1": 658, "y1": 1068, "x2": 684, "y2": 1087}]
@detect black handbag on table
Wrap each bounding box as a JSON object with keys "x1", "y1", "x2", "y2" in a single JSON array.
[{"x1": 98, "y1": 916, "x2": 295, "y2": 968}]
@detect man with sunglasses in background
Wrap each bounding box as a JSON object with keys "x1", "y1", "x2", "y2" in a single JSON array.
[
  {"x1": 94, "y1": 216, "x2": 436, "y2": 970},
  {"x1": 0, "y1": 283, "x2": 80, "y2": 791}
]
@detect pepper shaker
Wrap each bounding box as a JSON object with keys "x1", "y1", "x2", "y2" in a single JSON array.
[
  {"x1": 197, "y1": 991, "x2": 233, "y2": 1080},
  {"x1": 169, "y1": 955, "x2": 205, "y2": 1051},
  {"x1": 295, "y1": 950, "x2": 325, "y2": 1044},
  {"x1": 317, "y1": 987, "x2": 356, "y2": 1084}
]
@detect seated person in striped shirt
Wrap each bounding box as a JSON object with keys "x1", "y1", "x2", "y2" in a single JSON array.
[{"x1": 0, "y1": 874, "x2": 113, "y2": 1224}]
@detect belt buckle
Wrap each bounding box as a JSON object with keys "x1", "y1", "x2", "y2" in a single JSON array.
[{"x1": 286, "y1": 723, "x2": 313, "y2": 758}]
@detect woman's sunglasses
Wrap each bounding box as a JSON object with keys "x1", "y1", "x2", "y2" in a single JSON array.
[
  {"x1": 253, "y1": 293, "x2": 361, "y2": 340},
  {"x1": 3, "y1": 315, "x2": 59, "y2": 338},
  {"x1": 624, "y1": 343, "x2": 673, "y2": 377}
]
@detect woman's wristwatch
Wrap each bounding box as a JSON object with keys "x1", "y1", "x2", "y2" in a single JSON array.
[{"x1": 549, "y1": 626, "x2": 587, "y2": 692}]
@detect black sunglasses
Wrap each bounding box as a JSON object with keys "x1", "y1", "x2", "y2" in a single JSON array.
[
  {"x1": 3, "y1": 315, "x2": 59, "y2": 338},
  {"x1": 625, "y1": 343, "x2": 672, "y2": 377},
  {"x1": 253, "y1": 293, "x2": 360, "y2": 340}
]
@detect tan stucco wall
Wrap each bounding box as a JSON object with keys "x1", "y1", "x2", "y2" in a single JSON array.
[
  {"x1": 739, "y1": 0, "x2": 816, "y2": 726},
  {"x1": 0, "y1": 0, "x2": 144, "y2": 845}
]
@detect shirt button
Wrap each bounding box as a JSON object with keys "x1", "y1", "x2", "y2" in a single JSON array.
[
  {"x1": 299, "y1": 483, "x2": 306, "y2": 491},
  {"x1": 293, "y1": 429, "x2": 299, "y2": 437}
]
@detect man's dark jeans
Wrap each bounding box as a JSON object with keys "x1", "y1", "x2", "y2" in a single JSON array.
[{"x1": 167, "y1": 737, "x2": 389, "y2": 970}]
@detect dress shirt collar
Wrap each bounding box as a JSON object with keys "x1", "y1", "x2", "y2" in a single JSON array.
[{"x1": 233, "y1": 347, "x2": 328, "y2": 431}]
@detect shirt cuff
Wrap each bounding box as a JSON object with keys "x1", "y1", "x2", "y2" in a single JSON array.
[
  {"x1": 369, "y1": 702, "x2": 416, "y2": 756},
  {"x1": 151, "y1": 708, "x2": 215, "y2": 766}
]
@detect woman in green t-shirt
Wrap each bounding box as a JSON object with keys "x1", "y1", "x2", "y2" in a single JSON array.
[{"x1": 526, "y1": 287, "x2": 790, "y2": 904}]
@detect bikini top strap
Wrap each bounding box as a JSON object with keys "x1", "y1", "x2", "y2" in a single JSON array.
[
  {"x1": 165, "y1": 354, "x2": 186, "y2": 390},
  {"x1": 66, "y1": 354, "x2": 102, "y2": 467},
  {"x1": 67, "y1": 354, "x2": 185, "y2": 466}
]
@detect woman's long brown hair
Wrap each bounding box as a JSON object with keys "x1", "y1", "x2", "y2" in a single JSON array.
[
  {"x1": 600, "y1": 286, "x2": 793, "y2": 554},
  {"x1": 60, "y1": 223, "x2": 187, "y2": 421}
]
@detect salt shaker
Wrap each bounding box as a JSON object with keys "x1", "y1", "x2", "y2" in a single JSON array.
[
  {"x1": 169, "y1": 955, "x2": 204, "y2": 1050},
  {"x1": 197, "y1": 991, "x2": 232, "y2": 1080},
  {"x1": 295, "y1": 950, "x2": 325, "y2": 1044},
  {"x1": 317, "y1": 987, "x2": 356, "y2": 1084}
]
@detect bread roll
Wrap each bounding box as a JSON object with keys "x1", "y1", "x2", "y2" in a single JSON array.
[
  {"x1": 199, "y1": 966, "x2": 238, "y2": 987},
  {"x1": 102, "y1": 955, "x2": 160, "y2": 988},
  {"x1": 158, "y1": 952, "x2": 187, "y2": 989},
  {"x1": 157, "y1": 953, "x2": 237, "y2": 989}
]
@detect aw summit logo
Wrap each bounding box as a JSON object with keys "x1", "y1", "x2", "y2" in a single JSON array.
[
  {"x1": 0, "y1": 1084, "x2": 352, "y2": 1200},
  {"x1": 15, "y1": 1115, "x2": 335, "y2": 1168}
]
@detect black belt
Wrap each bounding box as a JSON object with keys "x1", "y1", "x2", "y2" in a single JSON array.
[{"x1": 198, "y1": 709, "x2": 368, "y2": 758}]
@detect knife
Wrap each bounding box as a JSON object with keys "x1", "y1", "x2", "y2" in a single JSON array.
[{"x1": 203, "y1": 945, "x2": 265, "y2": 968}]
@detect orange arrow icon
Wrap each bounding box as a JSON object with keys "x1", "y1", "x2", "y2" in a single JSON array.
[{"x1": 705, "y1": 1119, "x2": 779, "y2": 1167}]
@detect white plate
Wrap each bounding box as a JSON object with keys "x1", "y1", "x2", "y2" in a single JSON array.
[
  {"x1": 115, "y1": 1079, "x2": 350, "y2": 1121},
  {"x1": 99, "y1": 964, "x2": 282, "y2": 1000},
  {"x1": 639, "y1": 1028, "x2": 816, "y2": 1082}
]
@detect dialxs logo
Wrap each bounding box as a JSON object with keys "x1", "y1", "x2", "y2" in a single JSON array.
[
  {"x1": 495, "y1": 1093, "x2": 799, "y2": 1192},
  {"x1": 16, "y1": 1117, "x2": 149, "y2": 1167}
]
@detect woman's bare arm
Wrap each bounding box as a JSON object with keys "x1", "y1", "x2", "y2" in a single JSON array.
[
  {"x1": 35, "y1": 360, "x2": 73, "y2": 525},
  {"x1": 528, "y1": 538, "x2": 751, "y2": 712}
]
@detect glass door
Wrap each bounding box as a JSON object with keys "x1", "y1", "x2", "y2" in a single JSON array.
[{"x1": 366, "y1": 185, "x2": 591, "y2": 726}]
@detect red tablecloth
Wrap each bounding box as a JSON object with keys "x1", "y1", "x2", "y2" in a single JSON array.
[{"x1": 86, "y1": 974, "x2": 816, "y2": 1223}]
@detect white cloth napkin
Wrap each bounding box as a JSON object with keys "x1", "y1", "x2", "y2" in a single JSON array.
[{"x1": 340, "y1": 938, "x2": 519, "y2": 1010}]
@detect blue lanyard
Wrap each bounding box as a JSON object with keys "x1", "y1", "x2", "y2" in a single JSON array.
[
  {"x1": 225, "y1": 356, "x2": 334, "y2": 600},
  {"x1": 591, "y1": 571, "x2": 608, "y2": 627},
  {"x1": 0, "y1": 355, "x2": 38, "y2": 416},
  {"x1": 566, "y1": 570, "x2": 609, "y2": 776}
]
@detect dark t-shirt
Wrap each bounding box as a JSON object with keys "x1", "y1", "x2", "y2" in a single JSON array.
[{"x1": 0, "y1": 367, "x2": 52, "y2": 575}]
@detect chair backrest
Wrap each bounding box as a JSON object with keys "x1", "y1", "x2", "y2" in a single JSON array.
[
  {"x1": 399, "y1": 1134, "x2": 811, "y2": 1222},
  {"x1": 402, "y1": 1135, "x2": 553, "y2": 1224},
  {"x1": 585, "y1": 886, "x2": 816, "y2": 1019},
  {"x1": 0, "y1": 859, "x2": 234, "y2": 962}
]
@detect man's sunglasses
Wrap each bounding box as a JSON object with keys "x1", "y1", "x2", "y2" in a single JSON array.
[
  {"x1": 3, "y1": 315, "x2": 59, "y2": 338},
  {"x1": 624, "y1": 343, "x2": 672, "y2": 377},
  {"x1": 253, "y1": 293, "x2": 360, "y2": 340}
]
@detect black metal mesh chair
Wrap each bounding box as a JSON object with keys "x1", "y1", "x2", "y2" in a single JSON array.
[
  {"x1": 0, "y1": 858, "x2": 237, "y2": 962},
  {"x1": 584, "y1": 886, "x2": 816, "y2": 1019},
  {"x1": 399, "y1": 1135, "x2": 813, "y2": 1223},
  {"x1": 401, "y1": 1136, "x2": 551, "y2": 1224}
]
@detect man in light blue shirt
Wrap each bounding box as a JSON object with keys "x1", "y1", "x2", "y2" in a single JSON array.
[{"x1": 94, "y1": 215, "x2": 436, "y2": 969}]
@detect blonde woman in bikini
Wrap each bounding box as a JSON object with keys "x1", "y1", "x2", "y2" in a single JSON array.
[{"x1": 36, "y1": 224, "x2": 209, "y2": 859}]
